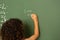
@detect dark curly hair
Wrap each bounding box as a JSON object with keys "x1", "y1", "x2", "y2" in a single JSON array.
[{"x1": 1, "y1": 18, "x2": 25, "y2": 40}]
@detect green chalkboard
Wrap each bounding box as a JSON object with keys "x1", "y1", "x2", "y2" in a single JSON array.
[{"x1": 0, "y1": 0, "x2": 60, "y2": 40}]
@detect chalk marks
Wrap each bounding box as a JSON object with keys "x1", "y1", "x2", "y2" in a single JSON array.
[{"x1": 0, "y1": 2, "x2": 8, "y2": 27}]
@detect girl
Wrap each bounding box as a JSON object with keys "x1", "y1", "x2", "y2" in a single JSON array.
[{"x1": 1, "y1": 13, "x2": 39, "y2": 40}]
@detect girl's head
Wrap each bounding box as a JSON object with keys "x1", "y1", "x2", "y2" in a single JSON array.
[{"x1": 1, "y1": 18, "x2": 24, "y2": 40}]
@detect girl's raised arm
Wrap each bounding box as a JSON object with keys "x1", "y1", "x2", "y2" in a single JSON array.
[{"x1": 25, "y1": 13, "x2": 39, "y2": 40}]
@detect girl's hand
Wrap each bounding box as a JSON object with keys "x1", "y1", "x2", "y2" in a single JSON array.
[{"x1": 31, "y1": 13, "x2": 38, "y2": 22}]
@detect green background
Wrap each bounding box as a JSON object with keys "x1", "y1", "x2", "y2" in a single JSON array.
[{"x1": 0, "y1": 0, "x2": 60, "y2": 40}]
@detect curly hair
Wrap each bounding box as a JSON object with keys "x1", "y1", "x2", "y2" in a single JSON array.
[{"x1": 1, "y1": 18, "x2": 25, "y2": 40}]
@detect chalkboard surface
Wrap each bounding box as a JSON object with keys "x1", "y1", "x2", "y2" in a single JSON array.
[{"x1": 0, "y1": 0, "x2": 60, "y2": 40}]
